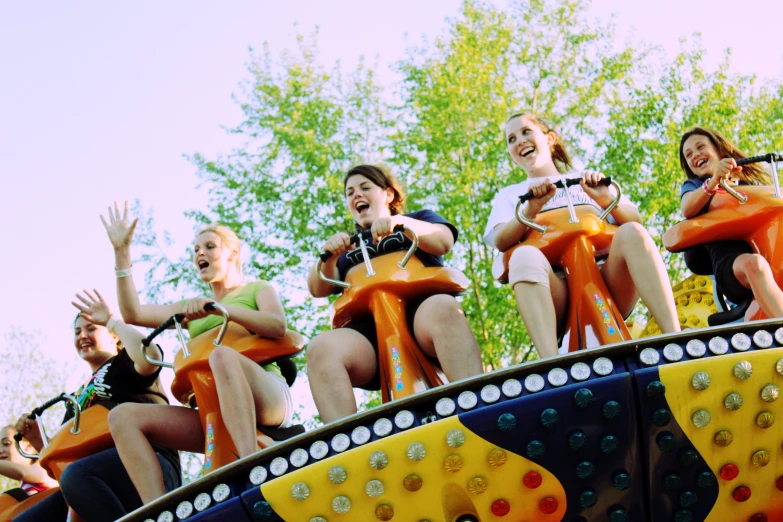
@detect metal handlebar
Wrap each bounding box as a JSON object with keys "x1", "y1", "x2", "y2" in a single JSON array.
[
  {"x1": 14, "y1": 393, "x2": 83, "y2": 457},
  {"x1": 719, "y1": 177, "x2": 749, "y2": 204},
  {"x1": 316, "y1": 225, "x2": 420, "y2": 289},
  {"x1": 204, "y1": 302, "x2": 230, "y2": 347},
  {"x1": 721, "y1": 152, "x2": 782, "y2": 202}
]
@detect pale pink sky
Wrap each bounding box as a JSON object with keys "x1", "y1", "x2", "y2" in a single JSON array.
[{"x1": 1, "y1": 0, "x2": 780, "y2": 398}]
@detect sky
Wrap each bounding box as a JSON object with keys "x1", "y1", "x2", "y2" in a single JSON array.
[{"x1": 1, "y1": 0, "x2": 781, "y2": 407}]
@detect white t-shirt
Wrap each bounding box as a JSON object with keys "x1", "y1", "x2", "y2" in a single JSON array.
[{"x1": 483, "y1": 172, "x2": 633, "y2": 249}]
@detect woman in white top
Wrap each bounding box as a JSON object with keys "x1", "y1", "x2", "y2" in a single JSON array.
[{"x1": 484, "y1": 113, "x2": 680, "y2": 358}]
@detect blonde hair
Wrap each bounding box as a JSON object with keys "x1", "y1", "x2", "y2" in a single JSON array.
[
  {"x1": 506, "y1": 113, "x2": 573, "y2": 173},
  {"x1": 196, "y1": 225, "x2": 244, "y2": 279}
]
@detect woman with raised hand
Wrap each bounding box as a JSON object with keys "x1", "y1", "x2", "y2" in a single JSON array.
[
  {"x1": 0, "y1": 425, "x2": 56, "y2": 497},
  {"x1": 484, "y1": 113, "x2": 680, "y2": 358},
  {"x1": 102, "y1": 202, "x2": 293, "y2": 505},
  {"x1": 14, "y1": 291, "x2": 179, "y2": 522},
  {"x1": 679, "y1": 127, "x2": 783, "y2": 319},
  {"x1": 306, "y1": 164, "x2": 483, "y2": 424}
]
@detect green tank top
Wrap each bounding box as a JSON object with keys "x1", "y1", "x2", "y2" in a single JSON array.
[{"x1": 185, "y1": 281, "x2": 283, "y2": 381}]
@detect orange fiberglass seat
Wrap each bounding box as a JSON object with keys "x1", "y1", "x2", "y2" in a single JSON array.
[
  {"x1": 2, "y1": 394, "x2": 112, "y2": 522},
  {"x1": 142, "y1": 304, "x2": 306, "y2": 474},
  {"x1": 663, "y1": 153, "x2": 783, "y2": 324},
  {"x1": 496, "y1": 177, "x2": 632, "y2": 352},
  {"x1": 316, "y1": 226, "x2": 469, "y2": 403}
]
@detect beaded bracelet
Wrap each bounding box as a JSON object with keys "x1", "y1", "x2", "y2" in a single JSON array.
[{"x1": 702, "y1": 180, "x2": 718, "y2": 195}]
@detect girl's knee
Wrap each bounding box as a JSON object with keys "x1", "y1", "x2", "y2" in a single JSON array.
[
  {"x1": 616, "y1": 222, "x2": 651, "y2": 243},
  {"x1": 208, "y1": 345, "x2": 235, "y2": 370},
  {"x1": 419, "y1": 294, "x2": 463, "y2": 322},
  {"x1": 108, "y1": 403, "x2": 143, "y2": 433},
  {"x1": 508, "y1": 246, "x2": 551, "y2": 289},
  {"x1": 735, "y1": 253, "x2": 770, "y2": 278},
  {"x1": 306, "y1": 333, "x2": 340, "y2": 370}
]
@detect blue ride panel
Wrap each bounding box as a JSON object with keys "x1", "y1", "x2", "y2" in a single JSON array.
[
  {"x1": 239, "y1": 486, "x2": 285, "y2": 522},
  {"x1": 186, "y1": 497, "x2": 253, "y2": 522}
]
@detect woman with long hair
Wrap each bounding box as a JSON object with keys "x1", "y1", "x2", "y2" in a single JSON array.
[
  {"x1": 102, "y1": 202, "x2": 293, "y2": 505},
  {"x1": 306, "y1": 164, "x2": 483, "y2": 423},
  {"x1": 679, "y1": 127, "x2": 783, "y2": 318},
  {"x1": 0, "y1": 425, "x2": 56, "y2": 497},
  {"x1": 484, "y1": 113, "x2": 680, "y2": 358}
]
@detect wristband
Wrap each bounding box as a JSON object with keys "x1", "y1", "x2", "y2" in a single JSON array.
[
  {"x1": 115, "y1": 266, "x2": 133, "y2": 278},
  {"x1": 702, "y1": 180, "x2": 717, "y2": 195},
  {"x1": 106, "y1": 315, "x2": 119, "y2": 333}
]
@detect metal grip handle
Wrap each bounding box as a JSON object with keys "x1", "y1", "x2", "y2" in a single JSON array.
[
  {"x1": 141, "y1": 314, "x2": 185, "y2": 348},
  {"x1": 735, "y1": 153, "x2": 782, "y2": 166},
  {"x1": 14, "y1": 433, "x2": 38, "y2": 460},
  {"x1": 517, "y1": 176, "x2": 612, "y2": 204},
  {"x1": 30, "y1": 393, "x2": 66, "y2": 419}
]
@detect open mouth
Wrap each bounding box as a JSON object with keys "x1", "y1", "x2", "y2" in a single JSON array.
[
  {"x1": 520, "y1": 146, "x2": 535, "y2": 158},
  {"x1": 198, "y1": 260, "x2": 210, "y2": 270},
  {"x1": 355, "y1": 201, "x2": 370, "y2": 215},
  {"x1": 695, "y1": 158, "x2": 708, "y2": 168},
  {"x1": 79, "y1": 342, "x2": 94, "y2": 352}
]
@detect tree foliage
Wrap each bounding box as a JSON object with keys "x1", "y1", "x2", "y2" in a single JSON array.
[{"x1": 134, "y1": 0, "x2": 783, "y2": 427}]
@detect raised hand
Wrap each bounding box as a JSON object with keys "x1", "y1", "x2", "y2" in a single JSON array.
[
  {"x1": 72, "y1": 289, "x2": 112, "y2": 326},
  {"x1": 101, "y1": 201, "x2": 139, "y2": 250}
]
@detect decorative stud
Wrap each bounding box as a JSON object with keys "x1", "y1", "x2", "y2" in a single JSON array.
[
  {"x1": 691, "y1": 371, "x2": 711, "y2": 390},
  {"x1": 331, "y1": 495, "x2": 351, "y2": 514},
  {"x1": 579, "y1": 489, "x2": 597, "y2": 508},
  {"x1": 674, "y1": 510, "x2": 693, "y2": 522},
  {"x1": 526, "y1": 440, "x2": 545, "y2": 459},
  {"x1": 761, "y1": 384, "x2": 779, "y2": 402},
  {"x1": 750, "y1": 514, "x2": 768, "y2": 522},
  {"x1": 194, "y1": 492, "x2": 211, "y2": 512},
  {"x1": 292, "y1": 482, "x2": 310, "y2": 501},
  {"x1": 497, "y1": 413, "x2": 517, "y2": 432},
  {"x1": 212, "y1": 483, "x2": 230, "y2": 502},
  {"x1": 328, "y1": 466, "x2": 347, "y2": 485},
  {"x1": 157, "y1": 512, "x2": 174, "y2": 522},
  {"x1": 776, "y1": 358, "x2": 783, "y2": 376},
  {"x1": 708, "y1": 337, "x2": 729, "y2": 355},
  {"x1": 407, "y1": 442, "x2": 426, "y2": 461},
  {"x1": 467, "y1": 476, "x2": 488, "y2": 495},
  {"x1": 609, "y1": 508, "x2": 628, "y2": 522},
  {"x1": 373, "y1": 418, "x2": 393, "y2": 437},
  {"x1": 652, "y1": 409, "x2": 672, "y2": 426},
  {"x1": 446, "y1": 428, "x2": 465, "y2": 448},
  {"x1": 692, "y1": 409, "x2": 711, "y2": 428},
  {"x1": 310, "y1": 517, "x2": 327, "y2": 522},
  {"x1": 734, "y1": 361, "x2": 753, "y2": 380},
  {"x1": 593, "y1": 357, "x2": 613, "y2": 376},
  {"x1": 613, "y1": 471, "x2": 632, "y2": 491},
  {"x1": 481, "y1": 385, "x2": 501, "y2": 404},
  {"x1": 775, "y1": 327, "x2": 783, "y2": 345},
  {"x1": 720, "y1": 463, "x2": 739, "y2": 481},
  {"x1": 656, "y1": 432, "x2": 676, "y2": 452},
  {"x1": 252, "y1": 502, "x2": 272, "y2": 518},
  {"x1": 757, "y1": 411, "x2": 774, "y2": 429},
  {"x1": 600, "y1": 435, "x2": 619, "y2": 454},
  {"x1": 576, "y1": 461, "x2": 595, "y2": 479},
  {"x1": 547, "y1": 367, "x2": 568, "y2": 386},
  {"x1": 443, "y1": 454, "x2": 463, "y2": 473},
  {"x1": 435, "y1": 398, "x2": 455, "y2": 417},
  {"x1": 351, "y1": 426, "x2": 371, "y2": 445},
  {"x1": 664, "y1": 343, "x2": 684, "y2": 362},
  {"x1": 249, "y1": 466, "x2": 268, "y2": 485},
  {"x1": 752, "y1": 450, "x2": 770, "y2": 467},
  {"x1": 678, "y1": 449, "x2": 699, "y2": 467},
  {"x1": 686, "y1": 339, "x2": 707, "y2": 358},
  {"x1": 731, "y1": 333, "x2": 751, "y2": 351},
  {"x1": 270, "y1": 457, "x2": 289, "y2": 476},
  {"x1": 331, "y1": 433, "x2": 351, "y2": 452},
  {"x1": 490, "y1": 499, "x2": 511, "y2": 517},
  {"x1": 365, "y1": 479, "x2": 384, "y2": 498},
  {"x1": 403, "y1": 474, "x2": 422, "y2": 492},
  {"x1": 457, "y1": 391, "x2": 478, "y2": 410},
  {"x1": 647, "y1": 380, "x2": 666, "y2": 399},
  {"x1": 375, "y1": 505, "x2": 394, "y2": 521},
  {"x1": 175, "y1": 501, "x2": 193, "y2": 520},
  {"x1": 290, "y1": 448, "x2": 309, "y2": 468},
  {"x1": 640, "y1": 347, "x2": 660, "y2": 366},
  {"x1": 574, "y1": 388, "x2": 594, "y2": 408},
  {"x1": 753, "y1": 330, "x2": 773, "y2": 348},
  {"x1": 539, "y1": 497, "x2": 558, "y2": 514},
  {"x1": 523, "y1": 471, "x2": 543, "y2": 488},
  {"x1": 540, "y1": 408, "x2": 559, "y2": 428},
  {"x1": 679, "y1": 491, "x2": 697, "y2": 508},
  {"x1": 524, "y1": 374, "x2": 545, "y2": 392},
  {"x1": 724, "y1": 392, "x2": 744, "y2": 411},
  {"x1": 394, "y1": 410, "x2": 414, "y2": 430},
  {"x1": 310, "y1": 440, "x2": 329, "y2": 459},
  {"x1": 569, "y1": 430, "x2": 588, "y2": 451},
  {"x1": 697, "y1": 471, "x2": 716, "y2": 488},
  {"x1": 714, "y1": 429, "x2": 734, "y2": 447},
  {"x1": 602, "y1": 400, "x2": 622, "y2": 420},
  {"x1": 777, "y1": 476, "x2": 783, "y2": 491},
  {"x1": 732, "y1": 486, "x2": 751, "y2": 502},
  {"x1": 501, "y1": 379, "x2": 522, "y2": 398},
  {"x1": 664, "y1": 473, "x2": 681, "y2": 491},
  {"x1": 570, "y1": 362, "x2": 591, "y2": 381},
  {"x1": 487, "y1": 448, "x2": 507, "y2": 467},
  {"x1": 369, "y1": 452, "x2": 388, "y2": 470}
]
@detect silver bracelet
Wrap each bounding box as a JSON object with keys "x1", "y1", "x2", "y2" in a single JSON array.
[
  {"x1": 115, "y1": 266, "x2": 133, "y2": 278},
  {"x1": 106, "y1": 315, "x2": 119, "y2": 333}
]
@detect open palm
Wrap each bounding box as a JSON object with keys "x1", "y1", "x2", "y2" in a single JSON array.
[
  {"x1": 72, "y1": 289, "x2": 112, "y2": 326},
  {"x1": 101, "y1": 201, "x2": 138, "y2": 249}
]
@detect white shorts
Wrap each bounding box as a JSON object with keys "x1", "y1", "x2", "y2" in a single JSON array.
[{"x1": 272, "y1": 375, "x2": 294, "y2": 429}]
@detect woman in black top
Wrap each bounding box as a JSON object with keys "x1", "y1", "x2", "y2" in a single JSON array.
[
  {"x1": 306, "y1": 164, "x2": 483, "y2": 424},
  {"x1": 13, "y1": 291, "x2": 180, "y2": 522}
]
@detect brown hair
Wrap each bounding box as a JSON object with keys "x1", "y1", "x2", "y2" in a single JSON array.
[
  {"x1": 679, "y1": 127, "x2": 772, "y2": 184},
  {"x1": 343, "y1": 165, "x2": 406, "y2": 222},
  {"x1": 73, "y1": 313, "x2": 122, "y2": 354},
  {"x1": 506, "y1": 113, "x2": 573, "y2": 173}
]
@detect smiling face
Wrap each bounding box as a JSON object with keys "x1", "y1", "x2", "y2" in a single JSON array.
[
  {"x1": 344, "y1": 174, "x2": 394, "y2": 229},
  {"x1": 682, "y1": 134, "x2": 721, "y2": 178},
  {"x1": 505, "y1": 115, "x2": 556, "y2": 171},
  {"x1": 0, "y1": 426, "x2": 24, "y2": 465},
  {"x1": 73, "y1": 315, "x2": 118, "y2": 365},
  {"x1": 193, "y1": 231, "x2": 237, "y2": 283}
]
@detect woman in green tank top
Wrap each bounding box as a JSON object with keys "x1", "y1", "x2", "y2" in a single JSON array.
[{"x1": 100, "y1": 201, "x2": 293, "y2": 506}]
